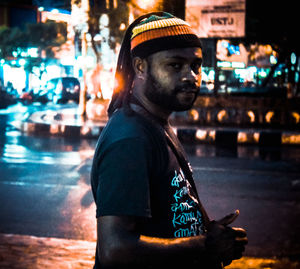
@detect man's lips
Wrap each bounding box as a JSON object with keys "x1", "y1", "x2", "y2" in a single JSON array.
[
  {"x1": 175, "y1": 83, "x2": 199, "y2": 94},
  {"x1": 178, "y1": 87, "x2": 199, "y2": 94}
]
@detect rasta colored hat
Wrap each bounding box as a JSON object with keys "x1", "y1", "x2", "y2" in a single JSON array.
[{"x1": 130, "y1": 12, "x2": 202, "y2": 59}]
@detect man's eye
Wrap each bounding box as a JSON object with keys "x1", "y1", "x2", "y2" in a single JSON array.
[{"x1": 169, "y1": 63, "x2": 182, "y2": 70}]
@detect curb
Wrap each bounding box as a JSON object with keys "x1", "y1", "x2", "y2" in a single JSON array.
[
  {"x1": 0, "y1": 233, "x2": 96, "y2": 269},
  {"x1": 10, "y1": 120, "x2": 106, "y2": 139},
  {"x1": 0, "y1": 233, "x2": 299, "y2": 269},
  {"x1": 10, "y1": 119, "x2": 300, "y2": 146},
  {"x1": 175, "y1": 127, "x2": 300, "y2": 146}
]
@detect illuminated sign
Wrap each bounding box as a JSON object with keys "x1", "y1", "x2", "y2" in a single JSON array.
[
  {"x1": 217, "y1": 61, "x2": 245, "y2": 69},
  {"x1": 216, "y1": 40, "x2": 248, "y2": 65},
  {"x1": 186, "y1": 0, "x2": 245, "y2": 38},
  {"x1": 41, "y1": 10, "x2": 71, "y2": 24}
]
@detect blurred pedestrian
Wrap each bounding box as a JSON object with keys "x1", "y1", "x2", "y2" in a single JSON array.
[
  {"x1": 0, "y1": 79, "x2": 4, "y2": 91},
  {"x1": 91, "y1": 12, "x2": 247, "y2": 269},
  {"x1": 6, "y1": 81, "x2": 17, "y2": 95},
  {"x1": 88, "y1": 63, "x2": 104, "y2": 99}
]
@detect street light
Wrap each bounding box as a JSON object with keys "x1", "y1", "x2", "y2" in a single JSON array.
[{"x1": 72, "y1": 0, "x2": 90, "y2": 117}]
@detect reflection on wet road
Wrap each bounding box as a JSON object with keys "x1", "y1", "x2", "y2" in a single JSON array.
[
  {"x1": 2, "y1": 142, "x2": 82, "y2": 165},
  {"x1": 1, "y1": 112, "x2": 98, "y2": 241}
]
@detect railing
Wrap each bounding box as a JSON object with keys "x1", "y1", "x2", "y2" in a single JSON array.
[{"x1": 171, "y1": 96, "x2": 300, "y2": 130}]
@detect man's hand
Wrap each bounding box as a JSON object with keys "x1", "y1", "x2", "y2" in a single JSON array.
[{"x1": 205, "y1": 210, "x2": 248, "y2": 266}]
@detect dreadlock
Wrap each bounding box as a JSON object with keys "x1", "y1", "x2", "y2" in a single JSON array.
[{"x1": 107, "y1": 12, "x2": 166, "y2": 118}]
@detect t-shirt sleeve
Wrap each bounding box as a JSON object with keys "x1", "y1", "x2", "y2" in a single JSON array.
[{"x1": 95, "y1": 137, "x2": 152, "y2": 218}]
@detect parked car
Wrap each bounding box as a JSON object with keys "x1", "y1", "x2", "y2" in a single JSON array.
[
  {"x1": 19, "y1": 88, "x2": 49, "y2": 105},
  {"x1": 45, "y1": 77, "x2": 80, "y2": 104},
  {"x1": 0, "y1": 89, "x2": 17, "y2": 109}
]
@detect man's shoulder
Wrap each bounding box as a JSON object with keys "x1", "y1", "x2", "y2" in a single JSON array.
[{"x1": 100, "y1": 108, "x2": 157, "y2": 145}]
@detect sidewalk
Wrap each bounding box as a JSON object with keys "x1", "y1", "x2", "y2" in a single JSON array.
[
  {"x1": 0, "y1": 233, "x2": 95, "y2": 269},
  {"x1": 0, "y1": 233, "x2": 299, "y2": 269},
  {"x1": 9, "y1": 105, "x2": 300, "y2": 146}
]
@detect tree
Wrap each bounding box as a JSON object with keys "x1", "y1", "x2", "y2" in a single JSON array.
[
  {"x1": 26, "y1": 20, "x2": 68, "y2": 58},
  {"x1": 0, "y1": 20, "x2": 67, "y2": 82},
  {"x1": 84, "y1": 0, "x2": 129, "y2": 63},
  {"x1": 106, "y1": 1, "x2": 129, "y2": 50},
  {"x1": 0, "y1": 26, "x2": 27, "y2": 59}
]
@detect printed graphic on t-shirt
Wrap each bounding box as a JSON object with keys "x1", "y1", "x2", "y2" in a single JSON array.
[{"x1": 170, "y1": 169, "x2": 204, "y2": 238}]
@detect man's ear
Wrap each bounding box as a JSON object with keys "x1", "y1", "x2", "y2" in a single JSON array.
[{"x1": 132, "y1": 57, "x2": 147, "y2": 80}]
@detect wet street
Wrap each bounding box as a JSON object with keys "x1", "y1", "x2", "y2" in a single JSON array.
[{"x1": 1, "y1": 105, "x2": 300, "y2": 261}]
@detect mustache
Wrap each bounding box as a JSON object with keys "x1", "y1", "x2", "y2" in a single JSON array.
[{"x1": 174, "y1": 82, "x2": 199, "y2": 93}]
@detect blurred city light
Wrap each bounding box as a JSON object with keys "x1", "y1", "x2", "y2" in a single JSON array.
[
  {"x1": 237, "y1": 132, "x2": 260, "y2": 143},
  {"x1": 2, "y1": 64, "x2": 26, "y2": 93},
  {"x1": 18, "y1": 59, "x2": 26, "y2": 66},
  {"x1": 27, "y1": 48, "x2": 39, "y2": 58},
  {"x1": 100, "y1": 14, "x2": 109, "y2": 27},
  {"x1": 119, "y1": 23, "x2": 126, "y2": 31},
  {"x1": 60, "y1": 56, "x2": 75, "y2": 66},
  {"x1": 291, "y1": 112, "x2": 300, "y2": 124},
  {"x1": 99, "y1": 71, "x2": 115, "y2": 99},
  {"x1": 265, "y1": 111, "x2": 274, "y2": 123},
  {"x1": 291, "y1": 52, "x2": 297, "y2": 65},
  {"x1": 189, "y1": 109, "x2": 199, "y2": 121},
  {"x1": 270, "y1": 55, "x2": 277, "y2": 65},
  {"x1": 221, "y1": 40, "x2": 240, "y2": 55},
  {"x1": 217, "y1": 61, "x2": 231, "y2": 68},
  {"x1": 282, "y1": 134, "x2": 300, "y2": 145},
  {"x1": 258, "y1": 69, "x2": 268, "y2": 78},
  {"x1": 208, "y1": 70, "x2": 215, "y2": 81},
  {"x1": 93, "y1": 34, "x2": 102, "y2": 41},
  {"x1": 50, "y1": 9, "x2": 59, "y2": 14},
  {"x1": 195, "y1": 130, "x2": 216, "y2": 143},
  {"x1": 232, "y1": 62, "x2": 245, "y2": 68},
  {"x1": 196, "y1": 130, "x2": 207, "y2": 141},
  {"x1": 45, "y1": 65, "x2": 61, "y2": 78},
  {"x1": 247, "y1": 111, "x2": 255, "y2": 123},
  {"x1": 217, "y1": 110, "x2": 227, "y2": 122},
  {"x1": 135, "y1": 0, "x2": 158, "y2": 10}
]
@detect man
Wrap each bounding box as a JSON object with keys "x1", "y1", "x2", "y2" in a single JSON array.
[{"x1": 91, "y1": 12, "x2": 247, "y2": 269}]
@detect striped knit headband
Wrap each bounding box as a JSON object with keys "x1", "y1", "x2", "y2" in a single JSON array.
[{"x1": 130, "y1": 12, "x2": 202, "y2": 59}]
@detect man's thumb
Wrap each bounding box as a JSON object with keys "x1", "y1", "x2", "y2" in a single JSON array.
[{"x1": 217, "y1": 210, "x2": 240, "y2": 226}]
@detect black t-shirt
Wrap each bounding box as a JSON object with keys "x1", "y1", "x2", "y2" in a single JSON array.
[{"x1": 91, "y1": 107, "x2": 206, "y2": 267}]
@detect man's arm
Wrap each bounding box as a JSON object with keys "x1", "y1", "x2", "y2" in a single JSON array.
[
  {"x1": 97, "y1": 212, "x2": 247, "y2": 268},
  {"x1": 97, "y1": 215, "x2": 206, "y2": 268}
]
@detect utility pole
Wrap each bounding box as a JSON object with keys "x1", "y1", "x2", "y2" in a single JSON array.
[
  {"x1": 213, "y1": 38, "x2": 220, "y2": 95},
  {"x1": 78, "y1": 0, "x2": 89, "y2": 118},
  {"x1": 79, "y1": 31, "x2": 88, "y2": 117}
]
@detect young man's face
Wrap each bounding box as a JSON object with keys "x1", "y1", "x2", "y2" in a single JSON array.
[{"x1": 144, "y1": 47, "x2": 202, "y2": 112}]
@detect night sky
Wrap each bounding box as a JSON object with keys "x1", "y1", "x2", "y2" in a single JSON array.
[{"x1": 246, "y1": 0, "x2": 298, "y2": 53}]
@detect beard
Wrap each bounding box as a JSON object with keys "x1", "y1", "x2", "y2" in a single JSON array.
[{"x1": 144, "y1": 68, "x2": 199, "y2": 112}]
